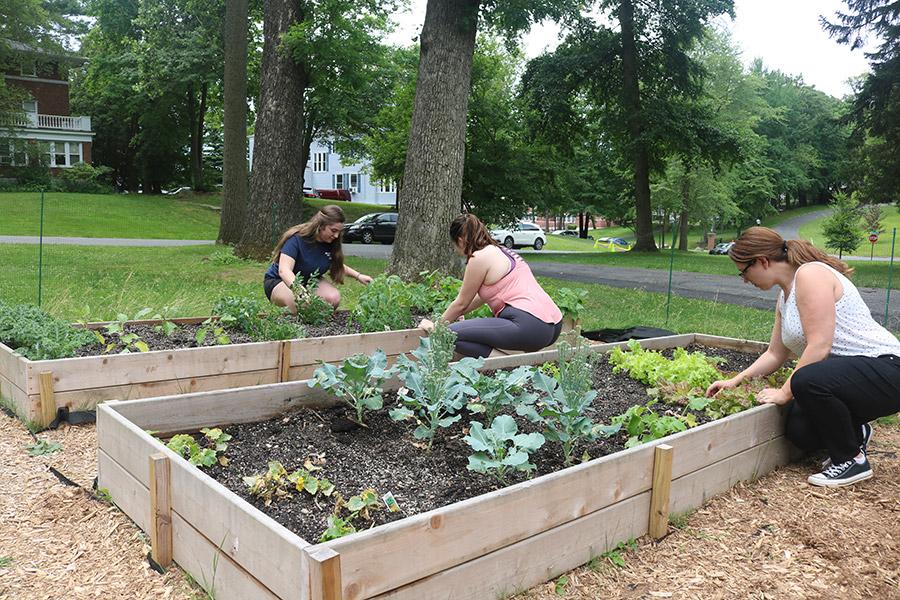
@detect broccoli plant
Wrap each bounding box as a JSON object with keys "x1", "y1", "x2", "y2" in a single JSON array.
[
  {"x1": 292, "y1": 276, "x2": 334, "y2": 325},
  {"x1": 308, "y1": 349, "x2": 393, "y2": 424},
  {"x1": 389, "y1": 320, "x2": 482, "y2": 448},
  {"x1": 464, "y1": 415, "x2": 545, "y2": 483},
  {"x1": 464, "y1": 365, "x2": 536, "y2": 424},
  {"x1": 517, "y1": 335, "x2": 599, "y2": 465}
]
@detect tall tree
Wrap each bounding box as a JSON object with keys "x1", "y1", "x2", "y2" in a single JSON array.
[
  {"x1": 236, "y1": 0, "x2": 306, "y2": 259},
  {"x1": 388, "y1": 0, "x2": 580, "y2": 279},
  {"x1": 219, "y1": 0, "x2": 250, "y2": 244},
  {"x1": 822, "y1": 191, "x2": 862, "y2": 258}
]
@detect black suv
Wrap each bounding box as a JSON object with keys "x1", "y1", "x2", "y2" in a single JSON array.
[{"x1": 343, "y1": 212, "x2": 398, "y2": 244}]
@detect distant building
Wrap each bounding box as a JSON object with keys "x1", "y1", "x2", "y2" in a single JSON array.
[
  {"x1": 0, "y1": 42, "x2": 95, "y2": 173},
  {"x1": 248, "y1": 135, "x2": 396, "y2": 206}
]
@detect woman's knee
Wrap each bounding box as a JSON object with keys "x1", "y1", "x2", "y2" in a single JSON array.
[
  {"x1": 790, "y1": 363, "x2": 821, "y2": 403},
  {"x1": 316, "y1": 285, "x2": 341, "y2": 308}
]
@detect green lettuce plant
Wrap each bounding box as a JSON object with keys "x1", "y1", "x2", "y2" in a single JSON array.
[{"x1": 609, "y1": 341, "x2": 722, "y2": 388}]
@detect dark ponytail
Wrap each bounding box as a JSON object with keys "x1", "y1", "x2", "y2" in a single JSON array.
[{"x1": 449, "y1": 213, "x2": 498, "y2": 258}]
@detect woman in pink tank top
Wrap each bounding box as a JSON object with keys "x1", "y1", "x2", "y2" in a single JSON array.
[{"x1": 419, "y1": 214, "x2": 562, "y2": 358}]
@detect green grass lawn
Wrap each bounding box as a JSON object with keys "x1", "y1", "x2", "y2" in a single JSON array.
[
  {"x1": 0, "y1": 192, "x2": 223, "y2": 239},
  {"x1": 0, "y1": 243, "x2": 775, "y2": 340},
  {"x1": 799, "y1": 205, "x2": 900, "y2": 258}
]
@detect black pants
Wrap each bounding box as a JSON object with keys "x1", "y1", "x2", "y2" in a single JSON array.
[
  {"x1": 449, "y1": 305, "x2": 563, "y2": 359},
  {"x1": 786, "y1": 354, "x2": 900, "y2": 463}
]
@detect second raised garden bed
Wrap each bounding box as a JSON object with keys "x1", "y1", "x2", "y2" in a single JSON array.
[{"x1": 97, "y1": 333, "x2": 796, "y2": 600}]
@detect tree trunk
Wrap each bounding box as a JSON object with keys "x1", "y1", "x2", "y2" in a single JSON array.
[
  {"x1": 387, "y1": 0, "x2": 480, "y2": 280},
  {"x1": 218, "y1": 0, "x2": 250, "y2": 245},
  {"x1": 188, "y1": 84, "x2": 207, "y2": 192},
  {"x1": 617, "y1": 0, "x2": 657, "y2": 252},
  {"x1": 678, "y1": 209, "x2": 689, "y2": 251},
  {"x1": 236, "y1": 0, "x2": 307, "y2": 260}
]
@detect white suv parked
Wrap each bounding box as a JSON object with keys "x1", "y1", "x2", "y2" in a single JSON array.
[{"x1": 490, "y1": 222, "x2": 547, "y2": 250}]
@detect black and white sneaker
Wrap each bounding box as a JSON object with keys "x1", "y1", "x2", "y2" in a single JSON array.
[
  {"x1": 821, "y1": 422, "x2": 874, "y2": 469},
  {"x1": 808, "y1": 457, "x2": 873, "y2": 487}
]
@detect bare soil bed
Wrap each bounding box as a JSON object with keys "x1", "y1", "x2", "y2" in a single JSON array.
[
  {"x1": 70, "y1": 311, "x2": 381, "y2": 357},
  {"x1": 204, "y1": 345, "x2": 762, "y2": 543}
]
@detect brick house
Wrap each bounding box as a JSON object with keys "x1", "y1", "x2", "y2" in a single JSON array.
[{"x1": 0, "y1": 42, "x2": 94, "y2": 173}]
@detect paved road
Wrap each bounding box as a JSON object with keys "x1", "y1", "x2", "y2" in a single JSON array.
[{"x1": 769, "y1": 208, "x2": 833, "y2": 240}]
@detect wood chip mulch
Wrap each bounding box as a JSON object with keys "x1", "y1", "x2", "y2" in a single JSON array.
[{"x1": 0, "y1": 411, "x2": 896, "y2": 600}]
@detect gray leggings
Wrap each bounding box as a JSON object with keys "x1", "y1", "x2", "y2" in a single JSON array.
[{"x1": 449, "y1": 305, "x2": 563, "y2": 358}]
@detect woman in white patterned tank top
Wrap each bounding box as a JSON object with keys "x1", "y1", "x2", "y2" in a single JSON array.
[{"x1": 705, "y1": 227, "x2": 900, "y2": 488}]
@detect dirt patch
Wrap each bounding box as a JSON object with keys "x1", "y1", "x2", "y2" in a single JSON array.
[
  {"x1": 68, "y1": 310, "x2": 426, "y2": 356},
  {"x1": 204, "y1": 345, "x2": 763, "y2": 543}
]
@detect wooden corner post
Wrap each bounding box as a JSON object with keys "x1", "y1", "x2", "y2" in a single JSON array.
[
  {"x1": 648, "y1": 443, "x2": 674, "y2": 540},
  {"x1": 279, "y1": 340, "x2": 292, "y2": 382},
  {"x1": 149, "y1": 453, "x2": 173, "y2": 568},
  {"x1": 307, "y1": 546, "x2": 343, "y2": 600},
  {"x1": 39, "y1": 371, "x2": 56, "y2": 427}
]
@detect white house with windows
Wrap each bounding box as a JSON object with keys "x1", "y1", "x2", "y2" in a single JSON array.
[{"x1": 248, "y1": 135, "x2": 396, "y2": 205}]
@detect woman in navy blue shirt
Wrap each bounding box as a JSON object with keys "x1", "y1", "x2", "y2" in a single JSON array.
[{"x1": 264, "y1": 205, "x2": 372, "y2": 313}]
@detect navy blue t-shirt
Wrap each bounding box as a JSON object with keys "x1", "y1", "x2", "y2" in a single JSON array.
[{"x1": 265, "y1": 235, "x2": 333, "y2": 283}]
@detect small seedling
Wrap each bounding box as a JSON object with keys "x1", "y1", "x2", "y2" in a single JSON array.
[
  {"x1": 27, "y1": 439, "x2": 62, "y2": 456},
  {"x1": 554, "y1": 574, "x2": 569, "y2": 596}
]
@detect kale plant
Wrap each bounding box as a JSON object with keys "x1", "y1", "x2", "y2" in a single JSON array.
[
  {"x1": 308, "y1": 349, "x2": 393, "y2": 424},
  {"x1": 464, "y1": 415, "x2": 545, "y2": 483},
  {"x1": 389, "y1": 320, "x2": 482, "y2": 448},
  {"x1": 517, "y1": 334, "x2": 599, "y2": 465},
  {"x1": 0, "y1": 300, "x2": 95, "y2": 360}
]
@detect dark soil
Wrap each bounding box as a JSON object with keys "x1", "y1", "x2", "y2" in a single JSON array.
[
  {"x1": 70, "y1": 311, "x2": 425, "y2": 357},
  {"x1": 204, "y1": 344, "x2": 763, "y2": 543}
]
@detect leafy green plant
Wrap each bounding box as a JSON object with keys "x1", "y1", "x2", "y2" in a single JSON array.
[
  {"x1": 0, "y1": 556, "x2": 13, "y2": 568},
  {"x1": 150, "y1": 307, "x2": 179, "y2": 336},
  {"x1": 27, "y1": 439, "x2": 62, "y2": 456},
  {"x1": 464, "y1": 365, "x2": 536, "y2": 423},
  {"x1": 390, "y1": 320, "x2": 482, "y2": 448},
  {"x1": 609, "y1": 399, "x2": 693, "y2": 448},
  {"x1": 653, "y1": 368, "x2": 791, "y2": 420},
  {"x1": 464, "y1": 415, "x2": 545, "y2": 483},
  {"x1": 243, "y1": 460, "x2": 335, "y2": 507},
  {"x1": 308, "y1": 349, "x2": 393, "y2": 424},
  {"x1": 101, "y1": 310, "x2": 152, "y2": 353},
  {"x1": 319, "y1": 488, "x2": 382, "y2": 542},
  {"x1": 554, "y1": 287, "x2": 588, "y2": 324},
  {"x1": 212, "y1": 296, "x2": 306, "y2": 342},
  {"x1": 195, "y1": 317, "x2": 231, "y2": 346},
  {"x1": 609, "y1": 341, "x2": 722, "y2": 388},
  {"x1": 165, "y1": 428, "x2": 231, "y2": 468},
  {"x1": 517, "y1": 335, "x2": 600, "y2": 465},
  {"x1": 319, "y1": 515, "x2": 356, "y2": 542},
  {"x1": 591, "y1": 538, "x2": 637, "y2": 571},
  {"x1": 351, "y1": 274, "x2": 415, "y2": 332},
  {"x1": 0, "y1": 300, "x2": 95, "y2": 360},
  {"x1": 292, "y1": 277, "x2": 334, "y2": 325}
]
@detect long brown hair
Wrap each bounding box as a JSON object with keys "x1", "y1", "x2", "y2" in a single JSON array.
[
  {"x1": 271, "y1": 205, "x2": 346, "y2": 283},
  {"x1": 449, "y1": 213, "x2": 499, "y2": 258},
  {"x1": 729, "y1": 226, "x2": 853, "y2": 276}
]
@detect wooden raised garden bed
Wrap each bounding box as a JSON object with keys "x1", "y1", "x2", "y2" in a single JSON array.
[
  {"x1": 97, "y1": 333, "x2": 796, "y2": 600},
  {"x1": 0, "y1": 314, "x2": 427, "y2": 426}
]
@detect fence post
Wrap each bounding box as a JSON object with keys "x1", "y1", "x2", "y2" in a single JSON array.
[
  {"x1": 38, "y1": 188, "x2": 45, "y2": 307},
  {"x1": 649, "y1": 444, "x2": 674, "y2": 539},
  {"x1": 885, "y1": 228, "x2": 896, "y2": 328}
]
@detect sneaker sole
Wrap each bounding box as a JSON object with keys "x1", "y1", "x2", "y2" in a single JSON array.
[{"x1": 807, "y1": 469, "x2": 873, "y2": 488}]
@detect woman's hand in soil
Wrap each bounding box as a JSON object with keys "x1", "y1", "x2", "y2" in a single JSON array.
[
  {"x1": 756, "y1": 387, "x2": 791, "y2": 406},
  {"x1": 356, "y1": 273, "x2": 373, "y2": 285},
  {"x1": 705, "y1": 376, "x2": 740, "y2": 397},
  {"x1": 418, "y1": 318, "x2": 435, "y2": 333}
]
